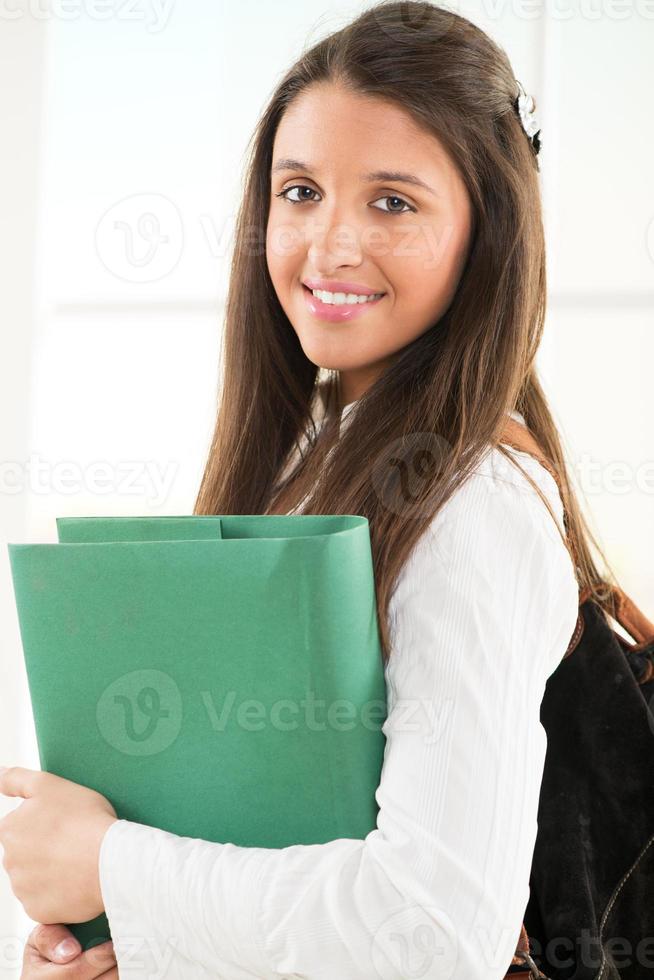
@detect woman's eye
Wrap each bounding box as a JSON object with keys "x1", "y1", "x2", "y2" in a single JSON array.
[
  {"x1": 275, "y1": 186, "x2": 414, "y2": 214},
  {"x1": 276, "y1": 185, "x2": 320, "y2": 204},
  {"x1": 371, "y1": 195, "x2": 414, "y2": 214}
]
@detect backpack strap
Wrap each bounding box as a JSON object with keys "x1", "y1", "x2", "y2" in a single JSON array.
[
  {"x1": 506, "y1": 922, "x2": 550, "y2": 978},
  {"x1": 602, "y1": 583, "x2": 654, "y2": 652}
]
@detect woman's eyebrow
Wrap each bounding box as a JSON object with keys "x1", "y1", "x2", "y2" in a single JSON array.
[{"x1": 271, "y1": 158, "x2": 438, "y2": 197}]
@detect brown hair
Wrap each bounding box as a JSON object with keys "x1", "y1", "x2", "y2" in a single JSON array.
[{"x1": 194, "y1": 0, "x2": 619, "y2": 664}]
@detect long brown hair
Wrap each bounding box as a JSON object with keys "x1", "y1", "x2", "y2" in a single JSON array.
[{"x1": 194, "y1": 0, "x2": 619, "y2": 664}]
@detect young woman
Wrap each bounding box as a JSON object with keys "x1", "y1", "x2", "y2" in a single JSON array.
[{"x1": 3, "y1": 2, "x2": 618, "y2": 978}]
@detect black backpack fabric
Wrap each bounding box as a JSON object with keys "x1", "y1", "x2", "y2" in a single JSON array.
[
  {"x1": 521, "y1": 590, "x2": 654, "y2": 980},
  {"x1": 498, "y1": 420, "x2": 654, "y2": 980}
]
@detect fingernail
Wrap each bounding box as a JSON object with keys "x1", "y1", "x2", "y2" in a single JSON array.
[{"x1": 54, "y1": 939, "x2": 80, "y2": 959}]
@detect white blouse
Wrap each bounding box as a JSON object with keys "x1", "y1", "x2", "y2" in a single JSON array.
[{"x1": 98, "y1": 402, "x2": 579, "y2": 980}]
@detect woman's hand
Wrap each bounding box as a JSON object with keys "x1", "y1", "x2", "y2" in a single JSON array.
[
  {"x1": 21, "y1": 923, "x2": 117, "y2": 978},
  {"x1": 0, "y1": 766, "x2": 118, "y2": 924}
]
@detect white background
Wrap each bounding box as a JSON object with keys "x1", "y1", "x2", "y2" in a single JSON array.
[{"x1": 1, "y1": 0, "x2": 653, "y2": 968}]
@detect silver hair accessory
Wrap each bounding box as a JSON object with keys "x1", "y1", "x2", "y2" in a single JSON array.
[{"x1": 514, "y1": 80, "x2": 541, "y2": 156}]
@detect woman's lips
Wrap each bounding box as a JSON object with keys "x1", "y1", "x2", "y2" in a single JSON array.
[{"x1": 301, "y1": 283, "x2": 385, "y2": 323}]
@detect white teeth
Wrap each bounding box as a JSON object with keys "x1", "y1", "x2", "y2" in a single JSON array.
[{"x1": 311, "y1": 288, "x2": 384, "y2": 305}]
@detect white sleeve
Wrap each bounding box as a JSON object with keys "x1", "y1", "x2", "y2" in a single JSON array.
[{"x1": 98, "y1": 449, "x2": 579, "y2": 980}]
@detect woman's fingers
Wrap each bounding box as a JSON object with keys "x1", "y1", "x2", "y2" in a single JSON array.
[
  {"x1": 22, "y1": 927, "x2": 116, "y2": 977},
  {"x1": 25, "y1": 924, "x2": 82, "y2": 964}
]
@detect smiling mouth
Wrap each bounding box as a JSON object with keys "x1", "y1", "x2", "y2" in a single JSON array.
[
  {"x1": 300, "y1": 282, "x2": 387, "y2": 324},
  {"x1": 301, "y1": 283, "x2": 386, "y2": 304}
]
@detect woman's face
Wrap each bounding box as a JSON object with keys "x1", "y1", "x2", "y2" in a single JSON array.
[{"x1": 266, "y1": 81, "x2": 474, "y2": 406}]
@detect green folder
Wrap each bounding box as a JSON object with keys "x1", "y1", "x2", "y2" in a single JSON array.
[{"x1": 7, "y1": 515, "x2": 387, "y2": 950}]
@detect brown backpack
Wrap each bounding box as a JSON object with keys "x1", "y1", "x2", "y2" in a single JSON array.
[{"x1": 498, "y1": 418, "x2": 654, "y2": 979}]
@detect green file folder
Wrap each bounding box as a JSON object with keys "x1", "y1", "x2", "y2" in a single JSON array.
[{"x1": 7, "y1": 515, "x2": 387, "y2": 950}]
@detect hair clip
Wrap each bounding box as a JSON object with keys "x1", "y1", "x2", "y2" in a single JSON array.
[{"x1": 514, "y1": 80, "x2": 541, "y2": 156}]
